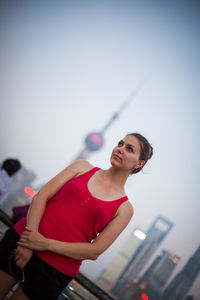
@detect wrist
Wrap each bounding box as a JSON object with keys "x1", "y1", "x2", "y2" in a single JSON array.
[
  {"x1": 46, "y1": 238, "x2": 51, "y2": 251},
  {"x1": 25, "y1": 226, "x2": 32, "y2": 232},
  {"x1": 25, "y1": 226, "x2": 37, "y2": 232}
]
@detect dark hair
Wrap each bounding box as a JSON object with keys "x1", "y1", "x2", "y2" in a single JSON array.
[
  {"x1": 1, "y1": 158, "x2": 22, "y2": 176},
  {"x1": 127, "y1": 133, "x2": 153, "y2": 174}
]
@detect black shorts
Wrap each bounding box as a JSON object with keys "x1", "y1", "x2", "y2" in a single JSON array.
[{"x1": 0, "y1": 228, "x2": 73, "y2": 300}]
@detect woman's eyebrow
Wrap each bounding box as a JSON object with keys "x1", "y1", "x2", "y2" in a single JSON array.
[
  {"x1": 119, "y1": 140, "x2": 136, "y2": 149},
  {"x1": 126, "y1": 143, "x2": 137, "y2": 150},
  {"x1": 127, "y1": 143, "x2": 134, "y2": 147}
]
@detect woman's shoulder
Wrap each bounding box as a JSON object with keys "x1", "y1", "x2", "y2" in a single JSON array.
[
  {"x1": 74, "y1": 160, "x2": 96, "y2": 177},
  {"x1": 119, "y1": 200, "x2": 134, "y2": 217},
  {"x1": 114, "y1": 200, "x2": 134, "y2": 219}
]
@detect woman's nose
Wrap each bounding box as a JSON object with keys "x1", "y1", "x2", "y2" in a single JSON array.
[{"x1": 117, "y1": 147, "x2": 123, "y2": 154}]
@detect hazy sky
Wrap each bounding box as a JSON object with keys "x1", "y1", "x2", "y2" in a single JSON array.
[{"x1": 0, "y1": 0, "x2": 200, "y2": 297}]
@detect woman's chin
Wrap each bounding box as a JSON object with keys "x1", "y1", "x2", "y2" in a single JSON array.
[{"x1": 110, "y1": 158, "x2": 120, "y2": 167}]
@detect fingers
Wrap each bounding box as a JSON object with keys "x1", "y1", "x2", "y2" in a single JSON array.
[
  {"x1": 14, "y1": 249, "x2": 22, "y2": 262},
  {"x1": 15, "y1": 257, "x2": 28, "y2": 269},
  {"x1": 17, "y1": 231, "x2": 47, "y2": 251},
  {"x1": 15, "y1": 257, "x2": 26, "y2": 269},
  {"x1": 19, "y1": 236, "x2": 29, "y2": 244},
  {"x1": 25, "y1": 226, "x2": 33, "y2": 232},
  {"x1": 14, "y1": 247, "x2": 33, "y2": 269},
  {"x1": 20, "y1": 231, "x2": 30, "y2": 239},
  {"x1": 17, "y1": 241, "x2": 28, "y2": 248},
  {"x1": 18, "y1": 232, "x2": 31, "y2": 248},
  {"x1": 17, "y1": 238, "x2": 28, "y2": 248}
]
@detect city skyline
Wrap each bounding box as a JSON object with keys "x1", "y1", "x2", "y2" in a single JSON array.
[
  {"x1": 119, "y1": 249, "x2": 180, "y2": 299},
  {"x1": 162, "y1": 245, "x2": 200, "y2": 300},
  {"x1": 97, "y1": 213, "x2": 199, "y2": 299},
  {"x1": 112, "y1": 216, "x2": 174, "y2": 296}
]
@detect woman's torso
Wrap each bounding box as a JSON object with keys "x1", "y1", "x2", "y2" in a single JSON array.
[{"x1": 14, "y1": 167, "x2": 128, "y2": 277}]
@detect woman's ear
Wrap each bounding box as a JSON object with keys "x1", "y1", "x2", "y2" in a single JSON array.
[{"x1": 134, "y1": 160, "x2": 145, "y2": 170}]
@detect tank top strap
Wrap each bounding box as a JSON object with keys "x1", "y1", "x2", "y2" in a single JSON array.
[
  {"x1": 87, "y1": 167, "x2": 100, "y2": 177},
  {"x1": 77, "y1": 167, "x2": 100, "y2": 182},
  {"x1": 115, "y1": 195, "x2": 129, "y2": 205}
]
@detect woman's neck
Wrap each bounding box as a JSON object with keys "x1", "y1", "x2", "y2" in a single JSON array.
[{"x1": 100, "y1": 166, "x2": 129, "y2": 190}]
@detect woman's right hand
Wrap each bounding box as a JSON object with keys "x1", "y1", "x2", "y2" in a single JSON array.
[{"x1": 14, "y1": 245, "x2": 33, "y2": 269}]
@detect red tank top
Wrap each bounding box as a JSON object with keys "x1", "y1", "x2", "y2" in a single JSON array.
[{"x1": 14, "y1": 167, "x2": 128, "y2": 277}]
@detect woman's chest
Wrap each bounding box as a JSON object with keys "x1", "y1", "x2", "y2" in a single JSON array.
[{"x1": 87, "y1": 175, "x2": 124, "y2": 201}]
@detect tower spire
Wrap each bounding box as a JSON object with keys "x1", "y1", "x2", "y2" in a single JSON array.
[
  {"x1": 74, "y1": 80, "x2": 146, "y2": 160},
  {"x1": 101, "y1": 79, "x2": 146, "y2": 134}
]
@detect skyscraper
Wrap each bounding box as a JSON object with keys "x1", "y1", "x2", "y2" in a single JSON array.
[
  {"x1": 112, "y1": 216, "x2": 173, "y2": 297},
  {"x1": 142, "y1": 250, "x2": 180, "y2": 294},
  {"x1": 134, "y1": 250, "x2": 179, "y2": 300},
  {"x1": 119, "y1": 250, "x2": 179, "y2": 300},
  {"x1": 161, "y1": 245, "x2": 200, "y2": 300},
  {"x1": 97, "y1": 228, "x2": 146, "y2": 291}
]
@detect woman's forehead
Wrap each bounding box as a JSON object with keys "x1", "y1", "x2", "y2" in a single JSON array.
[{"x1": 123, "y1": 135, "x2": 140, "y2": 146}]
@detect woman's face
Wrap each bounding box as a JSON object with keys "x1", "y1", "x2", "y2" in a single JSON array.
[{"x1": 110, "y1": 135, "x2": 144, "y2": 173}]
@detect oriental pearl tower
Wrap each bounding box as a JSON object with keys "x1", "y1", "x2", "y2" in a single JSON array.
[{"x1": 74, "y1": 81, "x2": 146, "y2": 161}]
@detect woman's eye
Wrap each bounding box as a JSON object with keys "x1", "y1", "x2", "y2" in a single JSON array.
[
  {"x1": 127, "y1": 147, "x2": 133, "y2": 152},
  {"x1": 118, "y1": 141, "x2": 123, "y2": 146}
]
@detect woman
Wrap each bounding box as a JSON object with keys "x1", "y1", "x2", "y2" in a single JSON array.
[{"x1": 0, "y1": 133, "x2": 153, "y2": 300}]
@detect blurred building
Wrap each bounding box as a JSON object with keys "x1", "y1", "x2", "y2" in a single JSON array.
[
  {"x1": 121, "y1": 249, "x2": 180, "y2": 300},
  {"x1": 97, "y1": 228, "x2": 146, "y2": 291},
  {"x1": 161, "y1": 245, "x2": 200, "y2": 300},
  {"x1": 112, "y1": 216, "x2": 173, "y2": 297},
  {"x1": 140, "y1": 250, "x2": 180, "y2": 298}
]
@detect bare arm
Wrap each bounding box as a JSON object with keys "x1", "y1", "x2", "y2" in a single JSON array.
[
  {"x1": 18, "y1": 202, "x2": 134, "y2": 260},
  {"x1": 15, "y1": 160, "x2": 93, "y2": 268},
  {"x1": 26, "y1": 160, "x2": 93, "y2": 232}
]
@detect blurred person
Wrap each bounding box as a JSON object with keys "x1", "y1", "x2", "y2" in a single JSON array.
[
  {"x1": 0, "y1": 159, "x2": 21, "y2": 205},
  {"x1": 0, "y1": 159, "x2": 22, "y2": 228},
  {"x1": 0, "y1": 133, "x2": 153, "y2": 300}
]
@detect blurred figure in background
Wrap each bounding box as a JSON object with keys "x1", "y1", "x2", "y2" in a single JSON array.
[
  {"x1": 0, "y1": 158, "x2": 22, "y2": 228},
  {"x1": 0, "y1": 158, "x2": 22, "y2": 205}
]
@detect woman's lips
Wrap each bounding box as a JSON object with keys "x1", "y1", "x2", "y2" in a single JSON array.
[{"x1": 113, "y1": 154, "x2": 122, "y2": 160}]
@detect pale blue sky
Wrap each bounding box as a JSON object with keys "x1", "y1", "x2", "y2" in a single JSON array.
[{"x1": 0, "y1": 0, "x2": 200, "y2": 297}]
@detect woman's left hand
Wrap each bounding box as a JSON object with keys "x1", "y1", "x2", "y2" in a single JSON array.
[{"x1": 18, "y1": 231, "x2": 49, "y2": 251}]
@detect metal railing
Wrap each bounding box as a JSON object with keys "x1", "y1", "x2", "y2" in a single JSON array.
[{"x1": 60, "y1": 273, "x2": 117, "y2": 300}]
